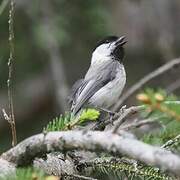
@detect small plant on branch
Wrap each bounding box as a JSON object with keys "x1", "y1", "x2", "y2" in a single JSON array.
[{"x1": 44, "y1": 108, "x2": 100, "y2": 132}]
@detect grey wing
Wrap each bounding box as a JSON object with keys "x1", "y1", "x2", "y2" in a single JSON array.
[
  {"x1": 68, "y1": 79, "x2": 84, "y2": 105},
  {"x1": 71, "y1": 61, "x2": 118, "y2": 115}
]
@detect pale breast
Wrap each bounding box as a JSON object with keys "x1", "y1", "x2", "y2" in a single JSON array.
[{"x1": 89, "y1": 64, "x2": 126, "y2": 109}]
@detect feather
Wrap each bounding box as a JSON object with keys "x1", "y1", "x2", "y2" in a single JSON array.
[{"x1": 71, "y1": 60, "x2": 119, "y2": 115}]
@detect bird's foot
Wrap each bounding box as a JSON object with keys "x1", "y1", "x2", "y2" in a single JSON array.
[
  {"x1": 96, "y1": 107, "x2": 116, "y2": 125},
  {"x1": 98, "y1": 107, "x2": 115, "y2": 116}
]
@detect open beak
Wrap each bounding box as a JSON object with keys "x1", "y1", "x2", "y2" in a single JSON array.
[{"x1": 115, "y1": 36, "x2": 127, "y2": 46}]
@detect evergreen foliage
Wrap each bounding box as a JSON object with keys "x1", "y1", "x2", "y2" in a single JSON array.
[
  {"x1": 43, "y1": 109, "x2": 100, "y2": 132},
  {"x1": 137, "y1": 89, "x2": 180, "y2": 147},
  {"x1": 90, "y1": 157, "x2": 173, "y2": 180},
  {"x1": 43, "y1": 113, "x2": 72, "y2": 132}
]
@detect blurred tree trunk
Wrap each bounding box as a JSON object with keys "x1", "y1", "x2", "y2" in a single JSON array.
[
  {"x1": 39, "y1": 0, "x2": 69, "y2": 112},
  {"x1": 15, "y1": 0, "x2": 70, "y2": 112}
]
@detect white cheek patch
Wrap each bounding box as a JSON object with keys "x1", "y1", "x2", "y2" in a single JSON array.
[
  {"x1": 91, "y1": 53, "x2": 110, "y2": 65},
  {"x1": 96, "y1": 44, "x2": 111, "y2": 54},
  {"x1": 91, "y1": 43, "x2": 113, "y2": 65}
]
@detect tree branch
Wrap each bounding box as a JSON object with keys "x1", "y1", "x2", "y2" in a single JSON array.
[
  {"x1": 1, "y1": 130, "x2": 180, "y2": 176},
  {"x1": 0, "y1": 159, "x2": 16, "y2": 178},
  {"x1": 114, "y1": 58, "x2": 180, "y2": 111}
]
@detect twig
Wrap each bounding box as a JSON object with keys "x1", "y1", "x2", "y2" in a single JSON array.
[
  {"x1": 119, "y1": 119, "x2": 155, "y2": 131},
  {"x1": 161, "y1": 134, "x2": 180, "y2": 149},
  {"x1": 112, "y1": 105, "x2": 145, "y2": 133},
  {"x1": 1, "y1": 130, "x2": 180, "y2": 176},
  {"x1": 114, "y1": 58, "x2": 180, "y2": 111},
  {"x1": 6, "y1": 0, "x2": 17, "y2": 146},
  {"x1": 2, "y1": 109, "x2": 11, "y2": 122},
  {"x1": 112, "y1": 100, "x2": 180, "y2": 133},
  {"x1": 119, "y1": 114, "x2": 166, "y2": 131}
]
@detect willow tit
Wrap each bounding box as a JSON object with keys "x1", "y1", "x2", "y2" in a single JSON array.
[{"x1": 69, "y1": 36, "x2": 127, "y2": 115}]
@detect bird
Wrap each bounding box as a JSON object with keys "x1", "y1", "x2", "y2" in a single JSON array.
[{"x1": 69, "y1": 36, "x2": 127, "y2": 116}]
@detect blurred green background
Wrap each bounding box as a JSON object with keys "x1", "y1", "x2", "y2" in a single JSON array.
[{"x1": 0, "y1": 0, "x2": 180, "y2": 151}]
